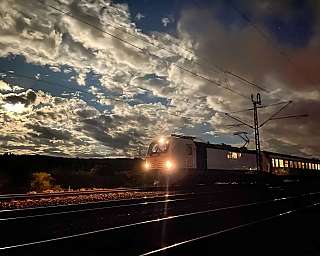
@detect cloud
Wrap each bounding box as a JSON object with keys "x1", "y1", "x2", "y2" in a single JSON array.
[
  {"x1": 1, "y1": 89, "x2": 36, "y2": 106},
  {"x1": 161, "y1": 16, "x2": 174, "y2": 27},
  {"x1": 175, "y1": 2, "x2": 320, "y2": 157},
  {"x1": 0, "y1": 0, "x2": 319, "y2": 158},
  {"x1": 0, "y1": 80, "x2": 11, "y2": 91}
]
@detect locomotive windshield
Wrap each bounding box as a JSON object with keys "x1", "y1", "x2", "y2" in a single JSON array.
[{"x1": 147, "y1": 138, "x2": 170, "y2": 155}]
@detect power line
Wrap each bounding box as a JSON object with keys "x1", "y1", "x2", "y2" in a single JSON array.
[
  {"x1": 44, "y1": 2, "x2": 254, "y2": 99},
  {"x1": 50, "y1": 0, "x2": 268, "y2": 93},
  {"x1": 268, "y1": 114, "x2": 308, "y2": 121},
  {"x1": 0, "y1": 69, "x2": 125, "y2": 103},
  {"x1": 173, "y1": 64, "x2": 249, "y2": 99},
  {"x1": 0, "y1": 70, "x2": 209, "y2": 123},
  {"x1": 259, "y1": 101, "x2": 292, "y2": 127},
  {"x1": 225, "y1": 93, "x2": 308, "y2": 172},
  {"x1": 225, "y1": 100, "x2": 292, "y2": 115}
]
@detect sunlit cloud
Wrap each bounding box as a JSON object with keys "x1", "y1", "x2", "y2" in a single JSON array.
[
  {"x1": 3, "y1": 102, "x2": 26, "y2": 113},
  {"x1": 0, "y1": 0, "x2": 319, "y2": 158}
]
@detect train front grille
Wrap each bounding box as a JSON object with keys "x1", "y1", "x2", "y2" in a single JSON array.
[{"x1": 149, "y1": 158, "x2": 165, "y2": 170}]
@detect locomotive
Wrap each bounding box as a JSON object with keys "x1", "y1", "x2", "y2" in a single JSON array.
[{"x1": 144, "y1": 134, "x2": 320, "y2": 177}]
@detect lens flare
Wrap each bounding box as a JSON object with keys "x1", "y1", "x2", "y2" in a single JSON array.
[
  {"x1": 145, "y1": 161, "x2": 150, "y2": 170},
  {"x1": 158, "y1": 137, "x2": 165, "y2": 145},
  {"x1": 165, "y1": 160, "x2": 173, "y2": 169}
]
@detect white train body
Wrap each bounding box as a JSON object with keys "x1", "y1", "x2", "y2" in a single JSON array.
[
  {"x1": 145, "y1": 135, "x2": 257, "y2": 173},
  {"x1": 145, "y1": 134, "x2": 320, "y2": 175}
]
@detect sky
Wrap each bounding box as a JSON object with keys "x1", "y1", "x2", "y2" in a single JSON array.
[{"x1": 0, "y1": 0, "x2": 319, "y2": 158}]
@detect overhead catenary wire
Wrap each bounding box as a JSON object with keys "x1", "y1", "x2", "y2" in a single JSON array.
[
  {"x1": 44, "y1": 2, "x2": 253, "y2": 100},
  {"x1": 268, "y1": 114, "x2": 309, "y2": 121},
  {"x1": 50, "y1": 0, "x2": 269, "y2": 94},
  {"x1": 0, "y1": 70, "x2": 208, "y2": 123},
  {"x1": 226, "y1": 100, "x2": 293, "y2": 114},
  {"x1": 259, "y1": 101, "x2": 293, "y2": 127},
  {"x1": 10, "y1": 1, "x2": 310, "y2": 151},
  {"x1": 0, "y1": 69, "x2": 126, "y2": 103}
]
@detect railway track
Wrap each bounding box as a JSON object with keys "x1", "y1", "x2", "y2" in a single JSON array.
[
  {"x1": 1, "y1": 183, "x2": 320, "y2": 255},
  {"x1": 0, "y1": 184, "x2": 218, "y2": 201},
  {"x1": 0, "y1": 187, "x2": 144, "y2": 200}
]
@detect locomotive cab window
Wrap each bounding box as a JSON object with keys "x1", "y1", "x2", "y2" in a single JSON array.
[{"x1": 147, "y1": 139, "x2": 170, "y2": 155}]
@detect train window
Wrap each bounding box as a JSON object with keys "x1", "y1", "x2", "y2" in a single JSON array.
[
  {"x1": 147, "y1": 140, "x2": 170, "y2": 155},
  {"x1": 298, "y1": 162, "x2": 302, "y2": 169},
  {"x1": 272, "y1": 158, "x2": 275, "y2": 167},
  {"x1": 284, "y1": 160, "x2": 289, "y2": 168},
  {"x1": 151, "y1": 144, "x2": 159, "y2": 153},
  {"x1": 227, "y1": 152, "x2": 241, "y2": 159},
  {"x1": 312, "y1": 163, "x2": 315, "y2": 170},
  {"x1": 279, "y1": 159, "x2": 284, "y2": 168},
  {"x1": 275, "y1": 158, "x2": 279, "y2": 167},
  {"x1": 293, "y1": 161, "x2": 298, "y2": 168},
  {"x1": 308, "y1": 163, "x2": 311, "y2": 169},
  {"x1": 318, "y1": 164, "x2": 320, "y2": 170},
  {"x1": 289, "y1": 161, "x2": 293, "y2": 168},
  {"x1": 302, "y1": 162, "x2": 305, "y2": 169}
]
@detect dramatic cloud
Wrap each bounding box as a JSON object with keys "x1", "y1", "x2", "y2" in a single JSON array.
[
  {"x1": 0, "y1": 0, "x2": 319, "y2": 158},
  {"x1": 176, "y1": 0, "x2": 320, "y2": 157}
]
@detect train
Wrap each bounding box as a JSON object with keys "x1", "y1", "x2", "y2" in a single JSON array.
[{"x1": 144, "y1": 134, "x2": 320, "y2": 177}]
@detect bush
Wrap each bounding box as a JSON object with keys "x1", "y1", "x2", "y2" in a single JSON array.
[{"x1": 30, "y1": 172, "x2": 55, "y2": 192}]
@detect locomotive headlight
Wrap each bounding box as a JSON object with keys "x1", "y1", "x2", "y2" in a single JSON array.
[
  {"x1": 158, "y1": 137, "x2": 165, "y2": 145},
  {"x1": 145, "y1": 161, "x2": 150, "y2": 170},
  {"x1": 165, "y1": 160, "x2": 173, "y2": 170}
]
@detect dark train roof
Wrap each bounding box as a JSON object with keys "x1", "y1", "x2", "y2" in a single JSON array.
[
  {"x1": 194, "y1": 141, "x2": 256, "y2": 154},
  {"x1": 171, "y1": 135, "x2": 320, "y2": 162}
]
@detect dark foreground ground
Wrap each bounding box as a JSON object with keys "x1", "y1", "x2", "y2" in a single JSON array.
[{"x1": 1, "y1": 181, "x2": 320, "y2": 256}]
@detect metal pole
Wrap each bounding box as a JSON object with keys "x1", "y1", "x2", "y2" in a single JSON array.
[{"x1": 252, "y1": 93, "x2": 262, "y2": 173}]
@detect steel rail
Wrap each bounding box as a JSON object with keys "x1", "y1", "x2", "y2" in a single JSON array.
[
  {"x1": 0, "y1": 188, "x2": 141, "y2": 200},
  {"x1": 140, "y1": 201, "x2": 320, "y2": 255},
  {"x1": 0, "y1": 188, "x2": 248, "y2": 219},
  {"x1": 1, "y1": 190, "x2": 319, "y2": 250}
]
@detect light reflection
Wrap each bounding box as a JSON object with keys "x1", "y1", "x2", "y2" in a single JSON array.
[{"x1": 160, "y1": 176, "x2": 170, "y2": 247}]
